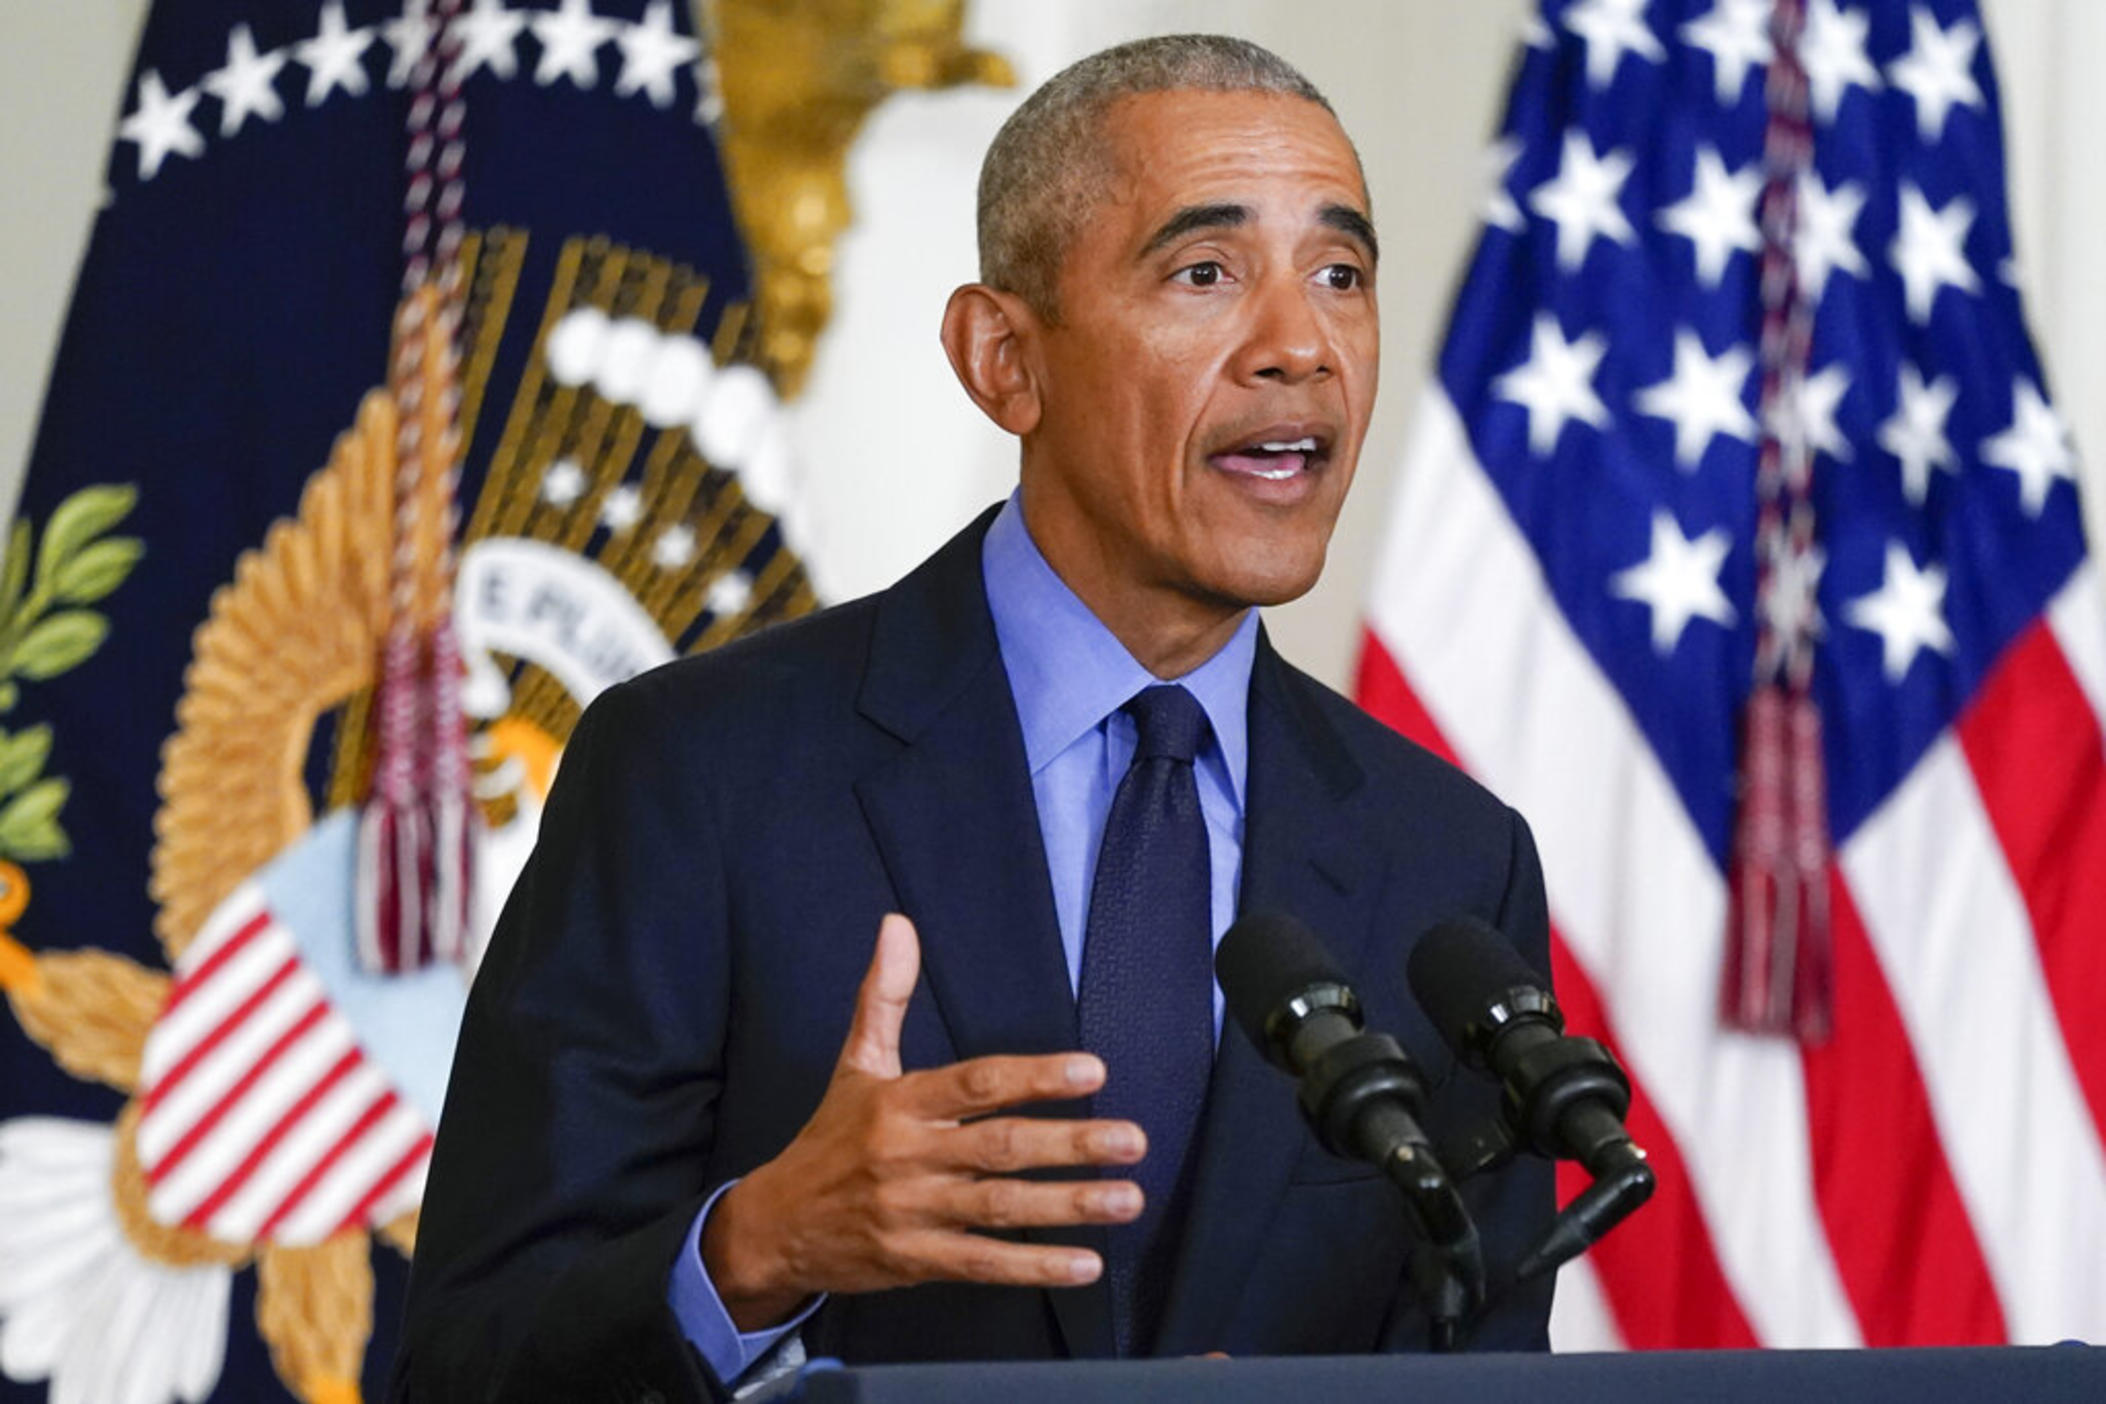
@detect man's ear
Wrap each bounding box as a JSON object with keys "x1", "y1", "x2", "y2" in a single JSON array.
[{"x1": 940, "y1": 284, "x2": 1042, "y2": 437}]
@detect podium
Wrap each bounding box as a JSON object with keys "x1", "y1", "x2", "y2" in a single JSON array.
[{"x1": 784, "y1": 1346, "x2": 2105, "y2": 1402}]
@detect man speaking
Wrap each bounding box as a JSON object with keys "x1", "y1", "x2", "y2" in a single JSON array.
[{"x1": 393, "y1": 34, "x2": 1553, "y2": 1401}]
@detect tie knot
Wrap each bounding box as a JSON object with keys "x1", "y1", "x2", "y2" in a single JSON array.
[{"x1": 1123, "y1": 685, "x2": 1210, "y2": 764}]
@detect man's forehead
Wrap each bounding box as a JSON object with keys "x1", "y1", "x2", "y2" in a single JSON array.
[{"x1": 1098, "y1": 88, "x2": 1371, "y2": 228}]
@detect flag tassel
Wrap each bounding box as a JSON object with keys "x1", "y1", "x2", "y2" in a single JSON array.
[{"x1": 1724, "y1": 686, "x2": 1833, "y2": 1041}]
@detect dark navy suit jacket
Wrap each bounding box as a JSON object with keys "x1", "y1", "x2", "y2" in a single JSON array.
[{"x1": 390, "y1": 509, "x2": 1555, "y2": 1403}]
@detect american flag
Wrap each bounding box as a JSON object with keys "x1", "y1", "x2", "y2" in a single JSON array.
[{"x1": 1359, "y1": 0, "x2": 2106, "y2": 1348}]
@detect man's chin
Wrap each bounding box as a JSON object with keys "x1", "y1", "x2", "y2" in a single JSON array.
[{"x1": 1197, "y1": 549, "x2": 1328, "y2": 612}]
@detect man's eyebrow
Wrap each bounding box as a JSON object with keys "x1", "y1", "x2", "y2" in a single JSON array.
[
  {"x1": 1322, "y1": 204, "x2": 1379, "y2": 264},
  {"x1": 1139, "y1": 203, "x2": 1249, "y2": 258},
  {"x1": 1138, "y1": 201, "x2": 1381, "y2": 266}
]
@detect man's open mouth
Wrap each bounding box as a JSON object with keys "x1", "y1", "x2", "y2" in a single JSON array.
[{"x1": 1208, "y1": 426, "x2": 1334, "y2": 482}]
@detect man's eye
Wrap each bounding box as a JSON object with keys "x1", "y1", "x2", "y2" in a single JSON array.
[
  {"x1": 1320, "y1": 264, "x2": 1364, "y2": 291},
  {"x1": 1175, "y1": 261, "x2": 1224, "y2": 287}
]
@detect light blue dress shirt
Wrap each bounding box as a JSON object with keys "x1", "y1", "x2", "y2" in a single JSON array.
[
  {"x1": 668, "y1": 494, "x2": 1258, "y2": 1384},
  {"x1": 979, "y1": 493, "x2": 1256, "y2": 1028}
]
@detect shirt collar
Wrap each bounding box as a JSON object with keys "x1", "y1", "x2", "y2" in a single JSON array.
[{"x1": 982, "y1": 492, "x2": 1256, "y2": 805}]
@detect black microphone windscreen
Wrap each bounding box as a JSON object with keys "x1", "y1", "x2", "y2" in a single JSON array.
[
  {"x1": 1215, "y1": 910, "x2": 1348, "y2": 1056},
  {"x1": 1407, "y1": 917, "x2": 1546, "y2": 1056}
]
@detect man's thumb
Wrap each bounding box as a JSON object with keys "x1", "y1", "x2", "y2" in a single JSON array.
[{"x1": 839, "y1": 913, "x2": 919, "y2": 1078}]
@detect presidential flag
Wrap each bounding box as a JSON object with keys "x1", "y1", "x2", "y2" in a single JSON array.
[
  {"x1": 0, "y1": 3, "x2": 817, "y2": 1400},
  {"x1": 1359, "y1": 0, "x2": 2106, "y2": 1348}
]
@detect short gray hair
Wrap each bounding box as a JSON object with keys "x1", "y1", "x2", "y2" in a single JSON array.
[{"x1": 977, "y1": 35, "x2": 1337, "y2": 320}]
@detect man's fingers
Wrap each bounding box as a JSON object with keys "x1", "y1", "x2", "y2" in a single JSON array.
[
  {"x1": 947, "y1": 1116, "x2": 1147, "y2": 1174},
  {"x1": 895, "y1": 1230, "x2": 1104, "y2": 1288},
  {"x1": 839, "y1": 913, "x2": 920, "y2": 1078},
  {"x1": 933, "y1": 1176, "x2": 1144, "y2": 1232},
  {"x1": 905, "y1": 1051, "x2": 1105, "y2": 1119}
]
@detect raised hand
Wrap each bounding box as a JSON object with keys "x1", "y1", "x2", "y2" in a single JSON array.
[{"x1": 702, "y1": 913, "x2": 1148, "y2": 1329}]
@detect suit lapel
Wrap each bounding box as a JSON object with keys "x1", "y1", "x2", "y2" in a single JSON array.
[
  {"x1": 851, "y1": 509, "x2": 1115, "y2": 1359},
  {"x1": 1152, "y1": 636, "x2": 1379, "y2": 1356}
]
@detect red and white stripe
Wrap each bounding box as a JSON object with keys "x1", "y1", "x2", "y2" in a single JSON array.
[
  {"x1": 136, "y1": 884, "x2": 433, "y2": 1247},
  {"x1": 1358, "y1": 388, "x2": 2106, "y2": 1348}
]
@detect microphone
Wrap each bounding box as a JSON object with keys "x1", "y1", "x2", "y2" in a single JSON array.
[
  {"x1": 1406, "y1": 916, "x2": 1654, "y2": 1279},
  {"x1": 1216, "y1": 912, "x2": 1481, "y2": 1304}
]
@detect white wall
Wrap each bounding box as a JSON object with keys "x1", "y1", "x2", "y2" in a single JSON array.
[
  {"x1": 1987, "y1": 0, "x2": 2106, "y2": 579},
  {"x1": 0, "y1": 0, "x2": 151, "y2": 525},
  {"x1": 2, "y1": 0, "x2": 2101, "y2": 690}
]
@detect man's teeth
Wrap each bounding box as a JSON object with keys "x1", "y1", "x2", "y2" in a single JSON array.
[{"x1": 1215, "y1": 437, "x2": 1320, "y2": 480}]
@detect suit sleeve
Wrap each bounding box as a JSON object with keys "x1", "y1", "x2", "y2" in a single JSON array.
[{"x1": 388, "y1": 679, "x2": 735, "y2": 1403}]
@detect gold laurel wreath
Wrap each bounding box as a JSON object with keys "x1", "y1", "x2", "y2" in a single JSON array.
[{"x1": 151, "y1": 389, "x2": 402, "y2": 962}]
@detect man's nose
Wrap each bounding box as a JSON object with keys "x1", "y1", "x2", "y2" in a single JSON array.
[{"x1": 1233, "y1": 275, "x2": 1332, "y2": 385}]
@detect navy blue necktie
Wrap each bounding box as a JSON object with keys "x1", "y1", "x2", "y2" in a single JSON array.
[{"x1": 1077, "y1": 684, "x2": 1216, "y2": 1357}]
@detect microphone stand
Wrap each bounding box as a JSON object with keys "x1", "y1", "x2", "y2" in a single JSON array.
[
  {"x1": 1383, "y1": 1148, "x2": 1480, "y2": 1352},
  {"x1": 1407, "y1": 1230, "x2": 1479, "y2": 1353},
  {"x1": 1287, "y1": 1019, "x2": 1486, "y2": 1351}
]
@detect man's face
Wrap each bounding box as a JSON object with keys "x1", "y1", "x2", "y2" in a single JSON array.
[{"x1": 1022, "y1": 87, "x2": 1379, "y2": 621}]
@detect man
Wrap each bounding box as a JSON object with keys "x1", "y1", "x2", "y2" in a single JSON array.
[{"x1": 393, "y1": 34, "x2": 1553, "y2": 1402}]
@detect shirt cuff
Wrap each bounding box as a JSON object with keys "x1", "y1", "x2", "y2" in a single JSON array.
[{"x1": 667, "y1": 1179, "x2": 826, "y2": 1387}]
